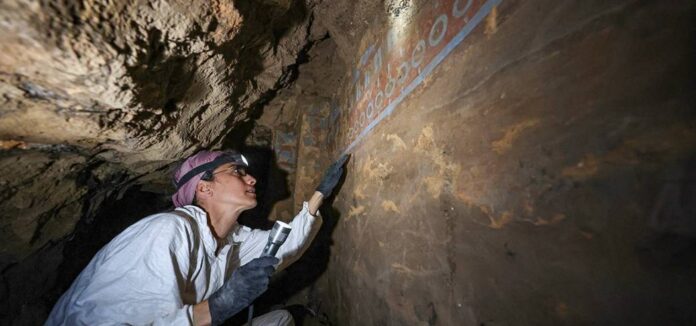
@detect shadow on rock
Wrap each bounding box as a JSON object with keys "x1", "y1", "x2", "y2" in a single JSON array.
[{"x1": 231, "y1": 160, "x2": 349, "y2": 326}]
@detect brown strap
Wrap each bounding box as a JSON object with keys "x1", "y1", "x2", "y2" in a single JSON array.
[{"x1": 170, "y1": 210, "x2": 201, "y2": 282}]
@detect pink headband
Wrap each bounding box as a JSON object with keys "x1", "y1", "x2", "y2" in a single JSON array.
[{"x1": 171, "y1": 150, "x2": 224, "y2": 207}]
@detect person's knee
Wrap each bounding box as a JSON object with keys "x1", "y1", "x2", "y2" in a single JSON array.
[{"x1": 274, "y1": 309, "x2": 293, "y2": 325}]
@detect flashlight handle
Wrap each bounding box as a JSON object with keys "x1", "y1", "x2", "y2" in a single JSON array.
[
  {"x1": 261, "y1": 221, "x2": 292, "y2": 257},
  {"x1": 249, "y1": 223, "x2": 291, "y2": 326},
  {"x1": 262, "y1": 242, "x2": 281, "y2": 257}
]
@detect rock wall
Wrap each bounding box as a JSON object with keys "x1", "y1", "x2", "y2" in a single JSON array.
[
  {"x1": 2, "y1": 0, "x2": 696, "y2": 324},
  {"x1": 0, "y1": 147, "x2": 167, "y2": 323},
  {"x1": 309, "y1": 0, "x2": 696, "y2": 324},
  {"x1": 0, "y1": 0, "x2": 327, "y2": 323},
  {"x1": 0, "y1": 0, "x2": 320, "y2": 166}
]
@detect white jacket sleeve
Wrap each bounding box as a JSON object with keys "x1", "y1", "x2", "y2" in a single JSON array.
[
  {"x1": 49, "y1": 214, "x2": 197, "y2": 325},
  {"x1": 236, "y1": 202, "x2": 322, "y2": 270}
]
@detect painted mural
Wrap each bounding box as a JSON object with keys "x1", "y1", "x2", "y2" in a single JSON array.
[{"x1": 332, "y1": 0, "x2": 502, "y2": 154}]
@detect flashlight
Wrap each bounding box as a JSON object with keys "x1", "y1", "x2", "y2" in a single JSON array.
[
  {"x1": 249, "y1": 221, "x2": 292, "y2": 326},
  {"x1": 262, "y1": 221, "x2": 292, "y2": 257}
]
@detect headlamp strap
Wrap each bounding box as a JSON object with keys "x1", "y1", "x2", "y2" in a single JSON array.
[{"x1": 174, "y1": 154, "x2": 248, "y2": 190}]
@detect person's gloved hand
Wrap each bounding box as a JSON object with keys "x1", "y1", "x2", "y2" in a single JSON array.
[
  {"x1": 316, "y1": 154, "x2": 350, "y2": 197},
  {"x1": 208, "y1": 256, "x2": 279, "y2": 325}
]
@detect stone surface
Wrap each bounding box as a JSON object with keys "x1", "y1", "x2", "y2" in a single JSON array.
[
  {"x1": 0, "y1": 0, "x2": 319, "y2": 166},
  {"x1": 0, "y1": 0, "x2": 328, "y2": 323},
  {"x1": 1, "y1": 149, "x2": 87, "y2": 262},
  {"x1": 313, "y1": 0, "x2": 696, "y2": 325},
  {"x1": 1, "y1": 0, "x2": 696, "y2": 325}
]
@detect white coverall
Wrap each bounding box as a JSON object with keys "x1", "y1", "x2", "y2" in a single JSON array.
[{"x1": 46, "y1": 202, "x2": 320, "y2": 325}]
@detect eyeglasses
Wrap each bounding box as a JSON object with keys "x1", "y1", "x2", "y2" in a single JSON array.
[{"x1": 212, "y1": 165, "x2": 248, "y2": 177}]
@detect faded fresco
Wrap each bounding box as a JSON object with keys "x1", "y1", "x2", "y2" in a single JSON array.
[{"x1": 332, "y1": 0, "x2": 501, "y2": 154}]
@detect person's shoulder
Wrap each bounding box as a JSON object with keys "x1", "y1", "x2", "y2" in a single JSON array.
[
  {"x1": 128, "y1": 211, "x2": 195, "y2": 236},
  {"x1": 126, "y1": 212, "x2": 203, "y2": 252},
  {"x1": 229, "y1": 224, "x2": 269, "y2": 245},
  {"x1": 96, "y1": 211, "x2": 196, "y2": 260}
]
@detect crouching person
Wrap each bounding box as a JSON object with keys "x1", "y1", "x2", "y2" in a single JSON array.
[{"x1": 46, "y1": 150, "x2": 348, "y2": 325}]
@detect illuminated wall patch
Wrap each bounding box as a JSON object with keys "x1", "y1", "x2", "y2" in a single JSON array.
[{"x1": 336, "y1": 0, "x2": 503, "y2": 154}]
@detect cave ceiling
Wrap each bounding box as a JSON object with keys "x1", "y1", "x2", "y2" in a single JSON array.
[
  {"x1": 0, "y1": 0, "x2": 386, "y2": 264},
  {"x1": 2, "y1": 0, "x2": 315, "y2": 167}
]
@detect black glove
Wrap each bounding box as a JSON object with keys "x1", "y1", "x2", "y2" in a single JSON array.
[
  {"x1": 316, "y1": 154, "x2": 350, "y2": 197},
  {"x1": 208, "y1": 256, "x2": 279, "y2": 326}
]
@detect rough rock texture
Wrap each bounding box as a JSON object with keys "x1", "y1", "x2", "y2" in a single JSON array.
[
  {"x1": 0, "y1": 148, "x2": 131, "y2": 262},
  {"x1": 1, "y1": 0, "x2": 324, "y2": 164},
  {"x1": 0, "y1": 0, "x2": 328, "y2": 323},
  {"x1": 2, "y1": 0, "x2": 696, "y2": 325},
  {"x1": 311, "y1": 0, "x2": 696, "y2": 324},
  {"x1": 252, "y1": 36, "x2": 345, "y2": 220},
  {"x1": 0, "y1": 0, "x2": 320, "y2": 245}
]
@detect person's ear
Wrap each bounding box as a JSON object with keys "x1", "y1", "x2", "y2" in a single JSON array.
[{"x1": 196, "y1": 181, "x2": 213, "y2": 199}]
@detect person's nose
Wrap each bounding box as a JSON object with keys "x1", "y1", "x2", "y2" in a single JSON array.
[{"x1": 244, "y1": 174, "x2": 256, "y2": 186}]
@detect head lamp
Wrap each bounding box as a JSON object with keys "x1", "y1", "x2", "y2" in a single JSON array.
[{"x1": 174, "y1": 152, "x2": 249, "y2": 190}]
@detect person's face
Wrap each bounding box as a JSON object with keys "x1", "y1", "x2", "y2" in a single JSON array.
[{"x1": 208, "y1": 162, "x2": 257, "y2": 210}]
